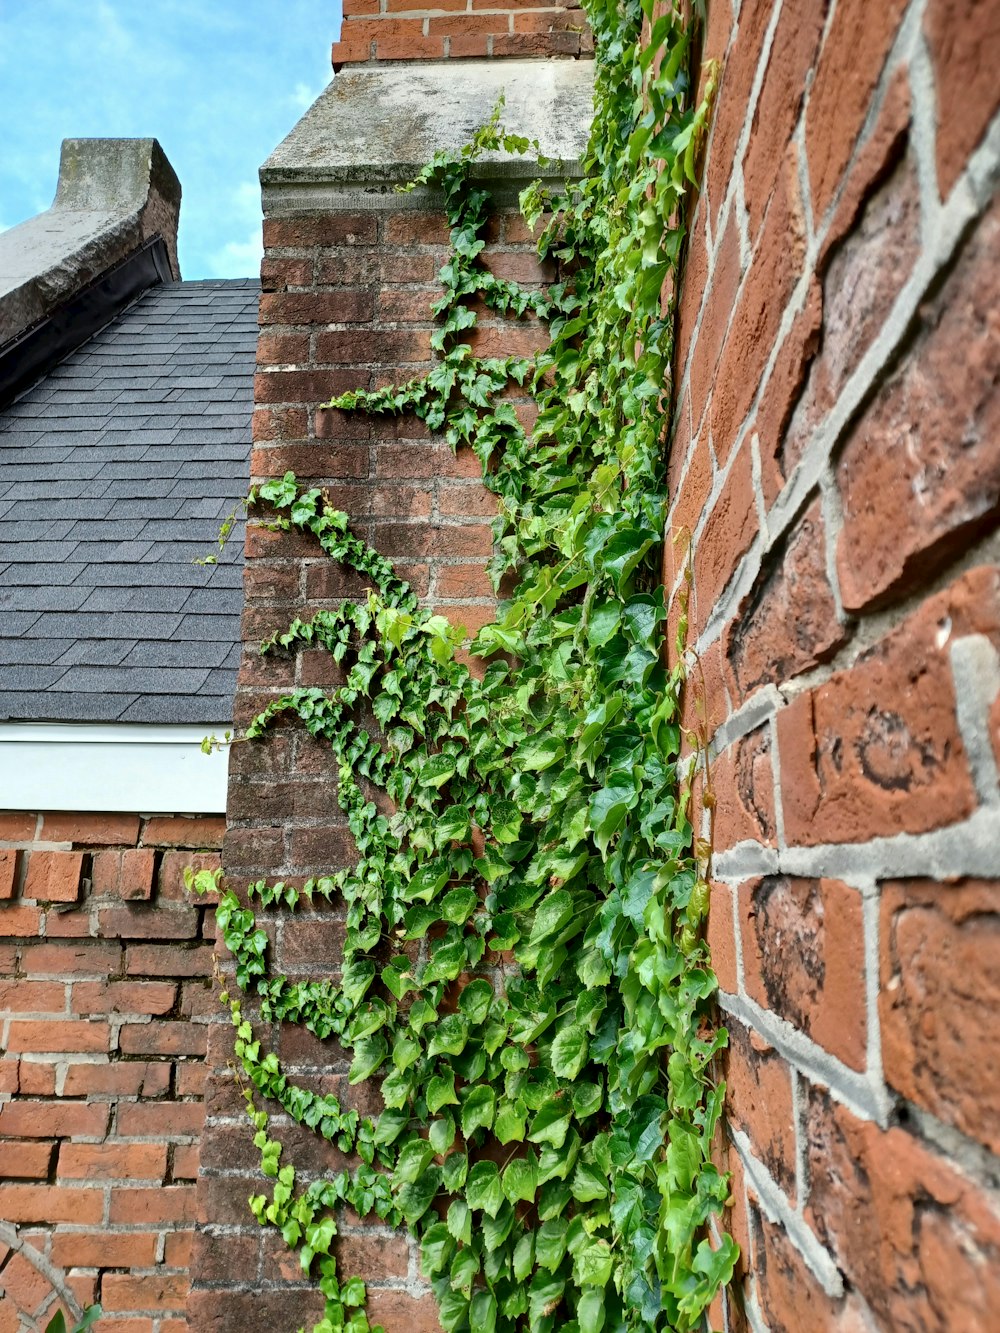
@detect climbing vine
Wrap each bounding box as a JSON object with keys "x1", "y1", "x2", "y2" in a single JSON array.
[{"x1": 189, "y1": 2, "x2": 735, "y2": 1329}]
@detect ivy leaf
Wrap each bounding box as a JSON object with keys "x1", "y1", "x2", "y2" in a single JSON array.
[
  {"x1": 421, "y1": 754, "x2": 456, "y2": 789},
  {"x1": 574, "y1": 1239, "x2": 613, "y2": 1287},
  {"x1": 457, "y1": 978, "x2": 494, "y2": 1026},
  {"x1": 349, "y1": 1035, "x2": 387, "y2": 1084},
  {"x1": 460, "y1": 1084, "x2": 496, "y2": 1137},
  {"x1": 550, "y1": 1023, "x2": 589, "y2": 1080},
  {"x1": 465, "y1": 1160, "x2": 503, "y2": 1217},
  {"x1": 426, "y1": 1071, "x2": 459, "y2": 1113},
  {"x1": 426, "y1": 1014, "x2": 469, "y2": 1058},
  {"x1": 577, "y1": 1288, "x2": 606, "y2": 1333},
  {"x1": 395, "y1": 1167, "x2": 441, "y2": 1226},
  {"x1": 528, "y1": 1096, "x2": 573, "y2": 1148},
  {"x1": 502, "y1": 1152, "x2": 538, "y2": 1204},
  {"x1": 515, "y1": 733, "x2": 566, "y2": 771},
  {"x1": 395, "y1": 1137, "x2": 435, "y2": 1184}
]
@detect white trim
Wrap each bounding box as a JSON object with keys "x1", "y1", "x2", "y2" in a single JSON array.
[{"x1": 0, "y1": 722, "x2": 230, "y2": 814}]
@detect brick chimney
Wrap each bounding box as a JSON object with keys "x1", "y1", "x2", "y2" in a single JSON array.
[{"x1": 332, "y1": 0, "x2": 593, "y2": 67}]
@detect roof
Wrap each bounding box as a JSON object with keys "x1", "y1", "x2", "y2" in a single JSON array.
[{"x1": 0, "y1": 278, "x2": 257, "y2": 725}]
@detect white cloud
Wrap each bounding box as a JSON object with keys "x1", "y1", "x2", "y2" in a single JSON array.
[{"x1": 207, "y1": 229, "x2": 263, "y2": 279}]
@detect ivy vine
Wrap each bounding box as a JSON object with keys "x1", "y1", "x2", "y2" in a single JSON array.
[{"x1": 189, "y1": 2, "x2": 735, "y2": 1329}]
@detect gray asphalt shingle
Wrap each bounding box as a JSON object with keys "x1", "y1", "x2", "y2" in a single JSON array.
[{"x1": 0, "y1": 278, "x2": 258, "y2": 724}]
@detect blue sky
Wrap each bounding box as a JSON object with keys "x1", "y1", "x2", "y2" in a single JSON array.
[{"x1": 0, "y1": 1, "x2": 342, "y2": 277}]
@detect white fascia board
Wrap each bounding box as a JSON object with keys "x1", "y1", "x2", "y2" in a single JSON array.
[{"x1": 0, "y1": 722, "x2": 231, "y2": 814}]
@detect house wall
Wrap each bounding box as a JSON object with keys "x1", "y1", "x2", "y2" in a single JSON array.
[
  {"x1": 193, "y1": 201, "x2": 550, "y2": 1333},
  {"x1": 0, "y1": 811, "x2": 222, "y2": 1333},
  {"x1": 669, "y1": 1, "x2": 1000, "y2": 1329}
]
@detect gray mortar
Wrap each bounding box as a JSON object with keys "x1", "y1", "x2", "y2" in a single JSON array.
[
  {"x1": 0, "y1": 138, "x2": 181, "y2": 343},
  {"x1": 260, "y1": 60, "x2": 595, "y2": 213}
]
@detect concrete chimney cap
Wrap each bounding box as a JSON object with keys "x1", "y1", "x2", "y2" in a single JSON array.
[{"x1": 53, "y1": 137, "x2": 181, "y2": 214}]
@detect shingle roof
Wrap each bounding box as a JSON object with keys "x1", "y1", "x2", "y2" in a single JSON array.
[{"x1": 0, "y1": 278, "x2": 257, "y2": 724}]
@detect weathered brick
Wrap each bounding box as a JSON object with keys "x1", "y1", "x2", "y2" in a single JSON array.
[
  {"x1": 741, "y1": 876, "x2": 867, "y2": 1070},
  {"x1": 6, "y1": 1020, "x2": 110, "y2": 1054},
  {"x1": 806, "y1": 1088, "x2": 1000, "y2": 1328},
  {"x1": 116, "y1": 1100, "x2": 205, "y2": 1139},
  {"x1": 726, "y1": 498, "x2": 845, "y2": 698},
  {"x1": 40, "y1": 813, "x2": 140, "y2": 845},
  {"x1": 712, "y1": 726, "x2": 778, "y2": 853},
  {"x1": 119, "y1": 1020, "x2": 207, "y2": 1058},
  {"x1": 692, "y1": 445, "x2": 758, "y2": 612},
  {"x1": 109, "y1": 1185, "x2": 197, "y2": 1225},
  {"x1": 785, "y1": 150, "x2": 921, "y2": 478},
  {"x1": 0, "y1": 903, "x2": 41, "y2": 936},
  {"x1": 263, "y1": 215, "x2": 377, "y2": 248},
  {"x1": 98, "y1": 904, "x2": 200, "y2": 940},
  {"x1": 90, "y1": 848, "x2": 156, "y2": 901},
  {"x1": 706, "y1": 881, "x2": 739, "y2": 994},
  {"x1": 777, "y1": 567, "x2": 995, "y2": 845},
  {"x1": 0, "y1": 812, "x2": 37, "y2": 842},
  {"x1": 101, "y1": 1273, "x2": 189, "y2": 1313},
  {"x1": 124, "y1": 942, "x2": 214, "y2": 977},
  {"x1": 258, "y1": 290, "x2": 373, "y2": 326},
  {"x1": 73, "y1": 981, "x2": 176, "y2": 1019},
  {"x1": 804, "y1": 0, "x2": 909, "y2": 220},
  {"x1": 49, "y1": 1231, "x2": 159, "y2": 1269},
  {"x1": 0, "y1": 848, "x2": 19, "y2": 898},
  {"x1": 142, "y1": 815, "x2": 227, "y2": 848},
  {"x1": 880, "y1": 878, "x2": 1000, "y2": 1153},
  {"x1": 61, "y1": 1060, "x2": 170, "y2": 1098},
  {"x1": 836, "y1": 199, "x2": 1000, "y2": 611},
  {"x1": 1, "y1": 1184, "x2": 104, "y2": 1224},
  {"x1": 0, "y1": 1101, "x2": 108, "y2": 1139},
  {"x1": 58, "y1": 1142, "x2": 167, "y2": 1181},
  {"x1": 925, "y1": 0, "x2": 1000, "y2": 197},
  {"x1": 0, "y1": 1140, "x2": 54, "y2": 1179},
  {"x1": 23, "y1": 851, "x2": 84, "y2": 903},
  {"x1": 724, "y1": 1018, "x2": 797, "y2": 1201}
]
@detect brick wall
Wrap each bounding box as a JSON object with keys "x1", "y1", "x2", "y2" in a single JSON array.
[
  {"x1": 332, "y1": 0, "x2": 594, "y2": 66},
  {"x1": 0, "y1": 812, "x2": 222, "y2": 1333},
  {"x1": 668, "y1": 1, "x2": 1000, "y2": 1329},
  {"x1": 193, "y1": 207, "x2": 550, "y2": 1333}
]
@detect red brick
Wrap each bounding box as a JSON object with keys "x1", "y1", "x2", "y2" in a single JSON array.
[
  {"x1": 726, "y1": 498, "x2": 845, "y2": 698},
  {"x1": 250, "y1": 443, "x2": 369, "y2": 482},
  {"x1": 14, "y1": 1064, "x2": 56, "y2": 1096},
  {"x1": 710, "y1": 146, "x2": 808, "y2": 463},
  {"x1": 109, "y1": 1185, "x2": 197, "y2": 1225},
  {"x1": 175, "y1": 1062, "x2": 206, "y2": 1097},
  {"x1": 806, "y1": 1088, "x2": 1000, "y2": 1328},
  {"x1": 836, "y1": 199, "x2": 1000, "y2": 611},
  {"x1": 98, "y1": 904, "x2": 200, "y2": 940},
  {"x1": 172, "y1": 1143, "x2": 200, "y2": 1179},
  {"x1": 40, "y1": 813, "x2": 140, "y2": 845},
  {"x1": 91, "y1": 848, "x2": 156, "y2": 901},
  {"x1": 0, "y1": 1250, "x2": 52, "y2": 1316},
  {"x1": 0, "y1": 812, "x2": 37, "y2": 841},
  {"x1": 741, "y1": 876, "x2": 867, "y2": 1070},
  {"x1": 71, "y1": 979, "x2": 176, "y2": 1015},
  {"x1": 0, "y1": 848, "x2": 19, "y2": 898},
  {"x1": 23, "y1": 851, "x2": 84, "y2": 903},
  {"x1": 116, "y1": 1101, "x2": 205, "y2": 1139},
  {"x1": 753, "y1": 279, "x2": 823, "y2": 504},
  {"x1": 706, "y1": 881, "x2": 738, "y2": 994},
  {"x1": 59, "y1": 1142, "x2": 167, "y2": 1181},
  {"x1": 0, "y1": 903, "x2": 41, "y2": 936},
  {"x1": 165, "y1": 1229, "x2": 195, "y2": 1266},
  {"x1": 805, "y1": 0, "x2": 909, "y2": 220},
  {"x1": 703, "y1": 0, "x2": 769, "y2": 228},
  {"x1": 119, "y1": 1020, "x2": 207, "y2": 1057},
  {"x1": 0, "y1": 1101, "x2": 108, "y2": 1138},
  {"x1": 20, "y1": 940, "x2": 120, "y2": 976},
  {"x1": 779, "y1": 567, "x2": 995, "y2": 844},
  {"x1": 693, "y1": 445, "x2": 758, "y2": 613},
  {"x1": 252, "y1": 404, "x2": 310, "y2": 442},
  {"x1": 743, "y1": 0, "x2": 828, "y2": 239},
  {"x1": 0, "y1": 979, "x2": 64, "y2": 1012},
  {"x1": 140, "y1": 816, "x2": 226, "y2": 849},
  {"x1": 925, "y1": 0, "x2": 1000, "y2": 197},
  {"x1": 880, "y1": 878, "x2": 1000, "y2": 1153},
  {"x1": 787, "y1": 155, "x2": 921, "y2": 481},
  {"x1": 6, "y1": 1020, "x2": 110, "y2": 1054},
  {"x1": 257, "y1": 330, "x2": 310, "y2": 364},
  {"x1": 364, "y1": 1289, "x2": 444, "y2": 1333},
  {"x1": 49, "y1": 1232, "x2": 159, "y2": 1269},
  {"x1": 724, "y1": 1018, "x2": 797, "y2": 1201},
  {"x1": 61, "y1": 1061, "x2": 170, "y2": 1097},
  {"x1": 258, "y1": 290, "x2": 373, "y2": 325},
  {"x1": 1, "y1": 1184, "x2": 104, "y2": 1224},
  {"x1": 124, "y1": 942, "x2": 214, "y2": 977},
  {"x1": 712, "y1": 727, "x2": 777, "y2": 853},
  {"x1": 751, "y1": 1205, "x2": 871, "y2": 1332},
  {"x1": 101, "y1": 1274, "x2": 189, "y2": 1314},
  {"x1": 263, "y1": 216, "x2": 377, "y2": 248},
  {"x1": 0, "y1": 1140, "x2": 53, "y2": 1179},
  {"x1": 254, "y1": 368, "x2": 359, "y2": 405}
]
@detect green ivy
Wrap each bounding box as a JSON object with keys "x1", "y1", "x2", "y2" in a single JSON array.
[{"x1": 189, "y1": 2, "x2": 735, "y2": 1329}]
